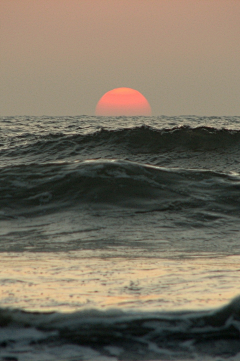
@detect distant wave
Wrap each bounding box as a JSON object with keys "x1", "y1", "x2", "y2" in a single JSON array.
[
  {"x1": 1, "y1": 159, "x2": 240, "y2": 218},
  {"x1": 1, "y1": 296, "x2": 240, "y2": 358}
]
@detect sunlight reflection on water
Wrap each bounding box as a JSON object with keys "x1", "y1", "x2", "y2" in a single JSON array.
[{"x1": 0, "y1": 252, "x2": 239, "y2": 312}]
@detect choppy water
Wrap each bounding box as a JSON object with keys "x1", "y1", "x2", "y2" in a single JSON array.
[{"x1": 1, "y1": 115, "x2": 240, "y2": 360}]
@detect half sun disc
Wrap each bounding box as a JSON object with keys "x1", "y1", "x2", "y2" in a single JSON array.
[{"x1": 95, "y1": 87, "x2": 152, "y2": 116}]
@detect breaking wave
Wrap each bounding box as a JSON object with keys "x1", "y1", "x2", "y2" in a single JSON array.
[{"x1": 1, "y1": 296, "x2": 240, "y2": 359}]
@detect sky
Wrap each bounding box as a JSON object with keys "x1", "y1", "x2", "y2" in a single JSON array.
[{"x1": 1, "y1": 0, "x2": 240, "y2": 116}]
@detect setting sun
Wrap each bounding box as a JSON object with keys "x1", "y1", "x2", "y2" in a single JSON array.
[{"x1": 95, "y1": 87, "x2": 152, "y2": 116}]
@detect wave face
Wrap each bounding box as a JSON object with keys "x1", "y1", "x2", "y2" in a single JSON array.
[
  {"x1": 1, "y1": 159, "x2": 240, "y2": 218},
  {"x1": 2, "y1": 116, "x2": 240, "y2": 176},
  {"x1": 2, "y1": 124, "x2": 240, "y2": 160},
  {"x1": 1, "y1": 297, "x2": 240, "y2": 360}
]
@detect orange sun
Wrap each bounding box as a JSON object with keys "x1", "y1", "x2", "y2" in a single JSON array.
[{"x1": 95, "y1": 87, "x2": 152, "y2": 116}]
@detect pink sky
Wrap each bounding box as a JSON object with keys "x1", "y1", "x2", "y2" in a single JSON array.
[{"x1": 1, "y1": 0, "x2": 240, "y2": 116}]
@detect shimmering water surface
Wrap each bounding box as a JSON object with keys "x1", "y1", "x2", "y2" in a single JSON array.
[{"x1": 1, "y1": 115, "x2": 240, "y2": 360}]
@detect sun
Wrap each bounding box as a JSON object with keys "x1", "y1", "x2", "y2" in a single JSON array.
[{"x1": 95, "y1": 87, "x2": 152, "y2": 116}]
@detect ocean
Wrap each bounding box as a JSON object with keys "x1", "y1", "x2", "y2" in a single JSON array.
[{"x1": 1, "y1": 115, "x2": 240, "y2": 360}]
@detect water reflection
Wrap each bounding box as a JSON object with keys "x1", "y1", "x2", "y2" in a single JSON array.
[{"x1": 0, "y1": 252, "x2": 239, "y2": 312}]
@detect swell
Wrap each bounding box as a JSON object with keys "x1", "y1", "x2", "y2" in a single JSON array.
[
  {"x1": 1, "y1": 159, "x2": 240, "y2": 217},
  {"x1": 1, "y1": 296, "x2": 240, "y2": 358},
  {"x1": 2, "y1": 126, "x2": 240, "y2": 162}
]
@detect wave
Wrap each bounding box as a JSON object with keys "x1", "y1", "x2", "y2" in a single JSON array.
[
  {"x1": 88, "y1": 125, "x2": 240, "y2": 152},
  {"x1": 2, "y1": 126, "x2": 240, "y2": 163},
  {"x1": 1, "y1": 296, "x2": 240, "y2": 359},
  {"x1": 1, "y1": 159, "x2": 240, "y2": 218}
]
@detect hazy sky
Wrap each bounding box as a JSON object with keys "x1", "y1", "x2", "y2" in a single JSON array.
[{"x1": 1, "y1": 0, "x2": 240, "y2": 116}]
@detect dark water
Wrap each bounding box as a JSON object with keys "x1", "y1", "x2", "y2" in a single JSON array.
[{"x1": 1, "y1": 115, "x2": 240, "y2": 360}]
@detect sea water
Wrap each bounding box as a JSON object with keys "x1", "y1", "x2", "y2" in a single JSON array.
[{"x1": 1, "y1": 115, "x2": 240, "y2": 360}]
